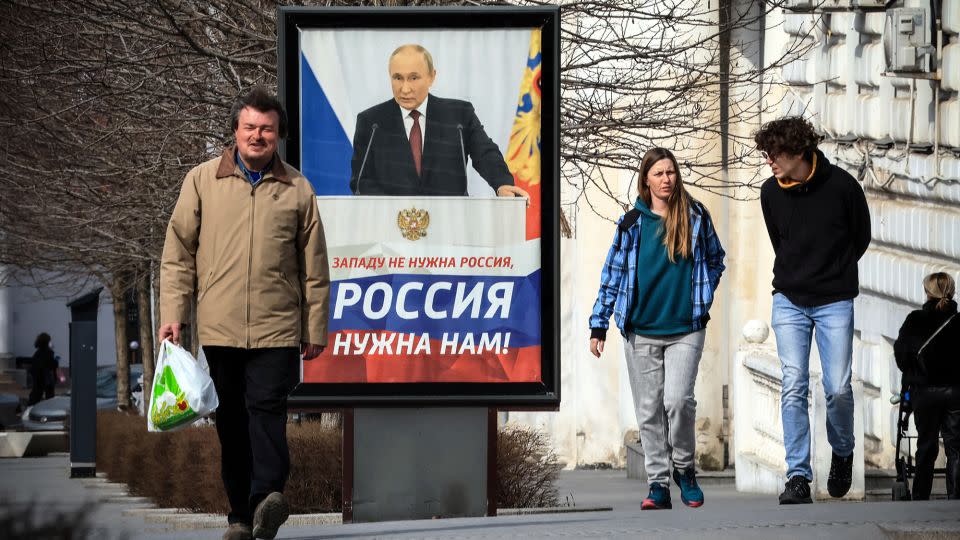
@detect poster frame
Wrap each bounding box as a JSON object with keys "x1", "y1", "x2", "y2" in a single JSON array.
[{"x1": 277, "y1": 5, "x2": 560, "y2": 407}]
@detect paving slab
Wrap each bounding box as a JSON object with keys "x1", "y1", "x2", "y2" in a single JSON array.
[{"x1": 1, "y1": 456, "x2": 958, "y2": 540}]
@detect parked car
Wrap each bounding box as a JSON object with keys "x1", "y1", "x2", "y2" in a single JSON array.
[
  {"x1": 0, "y1": 393, "x2": 23, "y2": 430},
  {"x1": 21, "y1": 364, "x2": 143, "y2": 431}
]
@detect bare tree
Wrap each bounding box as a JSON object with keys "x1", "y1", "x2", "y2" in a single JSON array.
[
  {"x1": 137, "y1": 267, "x2": 156, "y2": 407},
  {"x1": 558, "y1": 0, "x2": 814, "y2": 223},
  {"x1": 0, "y1": 0, "x2": 814, "y2": 391},
  {"x1": 0, "y1": 0, "x2": 208, "y2": 408}
]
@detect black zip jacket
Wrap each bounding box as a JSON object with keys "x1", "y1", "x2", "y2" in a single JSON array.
[
  {"x1": 760, "y1": 150, "x2": 871, "y2": 307},
  {"x1": 894, "y1": 299, "x2": 960, "y2": 387}
]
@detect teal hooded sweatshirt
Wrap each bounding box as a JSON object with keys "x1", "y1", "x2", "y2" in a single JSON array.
[{"x1": 626, "y1": 198, "x2": 694, "y2": 335}]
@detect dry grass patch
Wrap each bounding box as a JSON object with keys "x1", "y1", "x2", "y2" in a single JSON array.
[
  {"x1": 496, "y1": 424, "x2": 561, "y2": 508},
  {"x1": 96, "y1": 411, "x2": 340, "y2": 513}
]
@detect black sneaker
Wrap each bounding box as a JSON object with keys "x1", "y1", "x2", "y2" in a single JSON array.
[
  {"x1": 827, "y1": 452, "x2": 853, "y2": 498},
  {"x1": 779, "y1": 475, "x2": 812, "y2": 504}
]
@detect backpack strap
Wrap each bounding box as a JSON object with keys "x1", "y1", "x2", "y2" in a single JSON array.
[
  {"x1": 918, "y1": 313, "x2": 957, "y2": 356},
  {"x1": 618, "y1": 208, "x2": 642, "y2": 232}
]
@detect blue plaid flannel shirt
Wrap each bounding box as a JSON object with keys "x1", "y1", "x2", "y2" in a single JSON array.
[{"x1": 589, "y1": 201, "x2": 726, "y2": 340}]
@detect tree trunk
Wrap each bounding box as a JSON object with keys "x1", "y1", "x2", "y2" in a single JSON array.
[
  {"x1": 137, "y1": 267, "x2": 155, "y2": 416},
  {"x1": 111, "y1": 275, "x2": 131, "y2": 411}
]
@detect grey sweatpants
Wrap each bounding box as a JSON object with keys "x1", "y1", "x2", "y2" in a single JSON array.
[{"x1": 623, "y1": 329, "x2": 706, "y2": 485}]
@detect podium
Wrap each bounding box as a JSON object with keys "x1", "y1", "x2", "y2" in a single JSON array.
[
  {"x1": 315, "y1": 195, "x2": 526, "y2": 248},
  {"x1": 313, "y1": 195, "x2": 528, "y2": 522}
]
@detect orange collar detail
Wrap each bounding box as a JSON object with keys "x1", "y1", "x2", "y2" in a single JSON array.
[{"x1": 777, "y1": 153, "x2": 817, "y2": 189}]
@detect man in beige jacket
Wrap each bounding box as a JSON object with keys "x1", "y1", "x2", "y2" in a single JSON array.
[{"x1": 159, "y1": 87, "x2": 329, "y2": 540}]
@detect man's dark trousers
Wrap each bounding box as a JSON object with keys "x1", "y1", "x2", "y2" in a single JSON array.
[{"x1": 205, "y1": 346, "x2": 299, "y2": 525}]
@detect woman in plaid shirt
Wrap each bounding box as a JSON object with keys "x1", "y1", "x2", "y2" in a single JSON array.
[{"x1": 589, "y1": 147, "x2": 725, "y2": 510}]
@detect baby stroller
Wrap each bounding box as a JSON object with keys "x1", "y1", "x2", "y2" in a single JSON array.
[{"x1": 891, "y1": 379, "x2": 947, "y2": 501}]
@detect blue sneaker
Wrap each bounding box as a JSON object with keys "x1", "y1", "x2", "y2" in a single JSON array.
[
  {"x1": 672, "y1": 467, "x2": 704, "y2": 507},
  {"x1": 641, "y1": 482, "x2": 672, "y2": 510}
]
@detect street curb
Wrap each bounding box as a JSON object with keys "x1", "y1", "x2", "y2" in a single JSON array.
[
  {"x1": 86, "y1": 481, "x2": 127, "y2": 490},
  {"x1": 131, "y1": 507, "x2": 614, "y2": 530},
  {"x1": 79, "y1": 477, "x2": 142, "y2": 505},
  {"x1": 140, "y1": 511, "x2": 343, "y2": 529},
  {"x1": 499, "y1": 506, "x2": 613, "y2": 515},
  {"x1": 879, "y1": 520, "x2": 960, "y2": 540},
  {"x1": 104, "y1": 496, "x2": 153, "y2": 505},
  {"x1": 83, "y1": 476, "x2": 613, "y2": 531},
  {"x1": 123, "y1": 508, "x2": 187, "y2": 516},
  {"x1": 79, "y1": 477, "x2": 110, "y2": 485}
]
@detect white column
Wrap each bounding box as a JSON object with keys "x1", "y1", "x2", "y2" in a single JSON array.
[{"x1": 734, "y1": 320, "x2": 787, "y2": 494}]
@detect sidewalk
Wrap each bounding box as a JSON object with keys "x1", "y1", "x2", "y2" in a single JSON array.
[{"x1": 2, "y1": 456, "x2": 958, "y2": 539}]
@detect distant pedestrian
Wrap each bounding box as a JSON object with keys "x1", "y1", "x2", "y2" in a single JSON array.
[
  {"x1": 28, "y1": 332, "x2": 56, "y2": 405},
  {"x1": 894, "y1": 272, "x2": 959, "y2": 500},
  {"x1": 589, "y1": 147, "x2": 726, "y2": 510},
  {"x1": 755, "y1": 116, "x2": 871, "y2": 504},
  {"x1": 159, "y1": 86, "x2": 330, "y2": 540}
]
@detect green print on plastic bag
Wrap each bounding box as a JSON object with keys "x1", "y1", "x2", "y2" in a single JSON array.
[{"x1": 150, "y1": 348, "x2": 198, "y2": 430}]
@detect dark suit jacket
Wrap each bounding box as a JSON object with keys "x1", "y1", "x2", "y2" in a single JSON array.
[{"x1": 350, "y1": 94, "x2": 514, "y2": 196}]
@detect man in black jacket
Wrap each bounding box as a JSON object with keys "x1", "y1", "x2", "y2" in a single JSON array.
[
  {"x1": 755, "y1": 116, "x2": 871, "y2": 505},
  {"x1": 349, "y1": 44, "x2": 529, "y2": 199}
]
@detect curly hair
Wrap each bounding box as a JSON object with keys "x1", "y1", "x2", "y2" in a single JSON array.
[{"x1": 753, "y1": 116, "x2": 822, "y2": 160}]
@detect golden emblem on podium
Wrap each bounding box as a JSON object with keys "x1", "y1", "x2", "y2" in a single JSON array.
[{"x1": 397, "y1": 208, "x2": 430, "y2": 241}]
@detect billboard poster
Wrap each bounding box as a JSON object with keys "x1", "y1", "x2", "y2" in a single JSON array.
[{"x1": 278, "y1": 7, "x2": 559, "y2": 405}]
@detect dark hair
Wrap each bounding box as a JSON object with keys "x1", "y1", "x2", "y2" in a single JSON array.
[
  {"x1": 753, "y1": 116, "x2": 822, "y2": 161},
  {"x1": 637, "y1": 147, "x2": 692, "y2": 262},
  {"x1": 229, "y1": 86, "x2": 288, "y2": 138},
  {"x1": 34, "y1": 332, "x2": 51, "y2": 349}
]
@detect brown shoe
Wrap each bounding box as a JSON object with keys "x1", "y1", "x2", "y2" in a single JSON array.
[
  {"x1": 222, "y1": 522, "x2": 252, "y2": 540},
  {"x1": 252, "y1": 492, "x2": 289, "y2": 539}
]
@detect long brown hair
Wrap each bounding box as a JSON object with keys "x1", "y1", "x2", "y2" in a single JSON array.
[{"x1": 638, "y1": 147, "x2": 691, "y2": 262}]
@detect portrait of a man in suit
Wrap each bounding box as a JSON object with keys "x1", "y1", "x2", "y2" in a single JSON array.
[{"x1": 350, "y1": 44, "x2": 530, "y2": 199}]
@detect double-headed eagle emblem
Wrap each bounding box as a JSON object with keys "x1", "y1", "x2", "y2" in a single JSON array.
[{"x1": 397, "y1": 207, "x2": 430, "y2": 241}]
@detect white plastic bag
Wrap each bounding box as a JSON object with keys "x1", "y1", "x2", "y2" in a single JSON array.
[{"x1": 147, "y1": 339, "x2": 219, "y2": 432}]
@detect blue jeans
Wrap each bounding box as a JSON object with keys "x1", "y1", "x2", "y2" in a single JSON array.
[{"x1": 772, "y1": 293, "x2": 855, "y2": 481}]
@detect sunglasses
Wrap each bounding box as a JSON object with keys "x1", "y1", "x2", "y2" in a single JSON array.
[{"x1": 760, "y1": 151, "x2": 777, "y2": 161}]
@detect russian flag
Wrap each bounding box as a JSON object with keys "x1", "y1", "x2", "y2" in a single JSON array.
[
  {"x1": 506, "y1": 30, "x2": 542, "y2": 241},
  {"x1": 298, "y1": 29, "x2": 533, "y2": 196}
]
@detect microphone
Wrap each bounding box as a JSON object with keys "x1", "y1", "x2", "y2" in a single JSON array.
[
  {"x1": 457, "y1": 124, "x2": 468, "y2": 196},
  {"x1": 355, "y1": 123, "x2": 378, "y2": 195}
]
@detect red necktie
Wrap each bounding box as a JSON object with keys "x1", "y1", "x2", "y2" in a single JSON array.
[{"x1": 409, "y1": 110, "x2": 422, "y2": 176}]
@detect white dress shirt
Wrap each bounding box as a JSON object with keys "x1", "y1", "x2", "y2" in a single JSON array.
[{"x1": 398, "y1": 95, "x2": 429, "y2": 151}]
